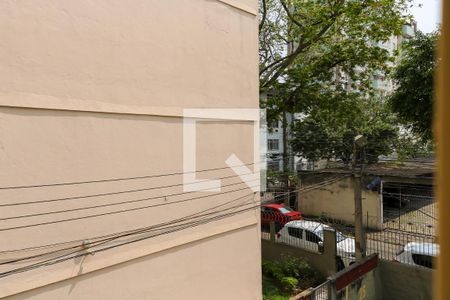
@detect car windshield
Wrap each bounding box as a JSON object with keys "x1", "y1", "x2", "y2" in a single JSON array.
[
  {"x1": 278, "y1": 207, "x2": 294, "y2": 214},
  {"x1": 316, "y1": 230, "x2": 347, "y2": 243}
]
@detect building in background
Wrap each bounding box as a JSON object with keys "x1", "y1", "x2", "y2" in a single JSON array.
[
  {"x1": 372, "y1": 22, "x2": 417, "y2": 95},
  {"x1": 0, "y1": 1, "x2": 261, "y2": 299},
  {"x1": 264, "y1": 22, "x2": 417, "y2": 175}
]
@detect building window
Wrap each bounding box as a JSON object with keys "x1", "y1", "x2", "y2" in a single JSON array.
[
  {"x1": 268, "y1": 121, "x2": 278, "y2": 129},
  {"x1": 268, "y1": 139, "x2": 279, "y2": 151},
  {"x1": 267, "y1": 161, "x2": 280, "y2": 171}
]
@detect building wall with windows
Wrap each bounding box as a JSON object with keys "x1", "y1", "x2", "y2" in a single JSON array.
[
  {"x1": 266, "y1": 120, "x2": 283, "y2": 171},
  {"x1": 0, "y1": 1, "x2": 261, "y2": 299},
  {"x1": 372, "y1": 22, "x2": 417, "y2": 95}
]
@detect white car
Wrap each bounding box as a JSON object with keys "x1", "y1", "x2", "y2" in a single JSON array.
[
  {"x1": 277, "y1": 220, "x2": 355, "y2": 268},
  {"x1": 395, "y1": 242, "x2": 438, "y2": 269}
]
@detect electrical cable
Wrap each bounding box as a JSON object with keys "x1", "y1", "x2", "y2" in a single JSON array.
[
  {"x1": 0, "y1": 177, "x2": 365, "y2": 277},
  {"x1": 0, "y1": 173, "x2": 253, "y2": 208},
  {"x1": 0, "y1": 176, "x2": 356, "y2": 254},
  {"x1": 0, "y1": 192, "x2": 258, "y2": 266},
  {"x1": 0, "y1": 166, "x2": 349, "y2": 226},
  {"x1": 0, "y1": 161, "x2": 265, "y2": 191},
  {"x1": 0, "y1": 197, "x2": 263, "y2": 277},
  {"x1": 0, "y1": 192, "x2": 258, "y2": 264},
  {"x1": 1, "y1": 184, "x2": 305, "y2": 255},
  {"x1": 0, "y1": 177, "x2": 261, "y2": 221},
  {"x1": 0, "y1": 182, "x2": 261, "y2": 232}
]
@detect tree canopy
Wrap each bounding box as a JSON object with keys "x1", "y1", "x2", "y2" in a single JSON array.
[
  {"x1": 260, "y1": 0, "x2": 414, "y2": 125},
  {"x1": 259, "y1": 0, "x2": 412, "y2": 93},
  {"x1": 389, "y1": 31, "x2": 438, "y2": 141},
  {"x1": 258, "y1": 0, "x2": 421, "y2": 166},
  {"x1": 290, "y1": 95, "x2": 398, "y2": 164}
]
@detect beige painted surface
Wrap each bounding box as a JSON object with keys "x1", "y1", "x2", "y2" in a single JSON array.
[
  {"x1": 0, "y1": 0, "x2": 260, "y2": 298},
  {"x1": 7, "y1": 226, "x2": 262, "y2": 300},
  {"x1": 379, "y1": 260, "x2": 433, "y2": 300},
  {"x1": 262, "y1": 229, "x2": 338, "y2": 276},
  {"x1": 299, "y1": 177, "x2": 382, "y2": 230},
  {"x1": 0, "y1": 0, "x2": 258, "y2": 110}
]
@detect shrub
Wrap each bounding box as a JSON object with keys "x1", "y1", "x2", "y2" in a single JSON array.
[{"x1": 262, "y1": 255, "x2": 325, "y2": 293}]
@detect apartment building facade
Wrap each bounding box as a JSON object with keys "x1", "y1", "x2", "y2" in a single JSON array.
[
  {"x1": 372, "y1": 22, "x2": 417, "y2": 94},
  {"x1": 0, "y1": 1, "x2": 261, "y2": 299}
]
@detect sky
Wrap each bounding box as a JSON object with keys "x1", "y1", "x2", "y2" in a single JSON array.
[{"x1": 410, "y1": 0, "x2": 442, "y2": 33}]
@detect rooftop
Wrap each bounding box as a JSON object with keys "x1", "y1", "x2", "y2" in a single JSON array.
[{"x1": 299, "y1": 160, "x2": 434, "y2": 179}]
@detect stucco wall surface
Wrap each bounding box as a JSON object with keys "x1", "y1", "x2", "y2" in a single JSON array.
[
  {"x1": 0, "y1": 0, "x2": 260, "y2": 298},
  {"x1": 261, "y1": 230, "x2": 337, "y2": 276},
  {"x1": 378, "y1": 260, "x2": 433, "y2": 300},
  {"x1": 0, "y1": 0, "x2": 258, "y2": 110},
  {"x1": 6, "y1": 226, "x2": 262, "y2": 300},
  {"x1": 298, "y1": 177, "x2": 382, "y2": 229}
]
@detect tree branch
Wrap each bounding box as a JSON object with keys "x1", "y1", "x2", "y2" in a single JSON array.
[
  {"x1": 259, "y1": 0, "x2": 267, "y2": 32},
  {"x1": 261, "y1": 20, "x2": 336, "y2": 88},
  {"x1": 279, "y1": 0, "x2": 304, "y2": 28}
]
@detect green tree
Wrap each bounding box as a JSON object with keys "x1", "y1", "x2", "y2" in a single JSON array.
[
  {"x1": 259, "y1": 0, "x2": 412, "y2": 92},
  {"x1": 290, "y1": 95, "x2": 399, "y2": 164},
  {"x1": 389, "y1": 31, "x2": 438, "y2": 141},
  {"x1": 394, "y1": 135, "x2": 434, "y2": 160},
  {"x1": 259, "y1": 0, "x2": 413, "y2": 171}
]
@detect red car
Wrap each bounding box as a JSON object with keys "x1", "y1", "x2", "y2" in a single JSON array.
[{"x1": 261, "y1": 204, "x2": 302, "y2": 231}]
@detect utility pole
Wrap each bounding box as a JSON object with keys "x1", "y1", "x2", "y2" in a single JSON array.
[
  {"x1": 352, "y1": 135, "x2": 367, "y2": 261},
  {"x1": 281, "y1": 111, "x2": 290, "y2": 188}
]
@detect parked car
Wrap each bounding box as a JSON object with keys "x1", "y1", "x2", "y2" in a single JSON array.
[
  {"x1": 277, "y1": 220, "x2": 355, "y2": 269},
  {"x1": 260, "y1": 204, "x2": 302, "y2": 232},
  {"x1": 394, "y1": 242, "x2": 438, "y2": 269}
]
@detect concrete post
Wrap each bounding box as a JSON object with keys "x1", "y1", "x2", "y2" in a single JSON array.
[
  {"x1": 323, "y1": 228, "x2": 337, "y2": 274},
  {"x1": 269, "y1": 221, "x2": 276, "y2": 243}
]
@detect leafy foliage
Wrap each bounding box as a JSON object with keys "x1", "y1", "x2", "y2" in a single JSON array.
[
  {"x1": 290, "y1": 96, "x2": 399, "y2": 164},
  {"x1": 262, "y1": 256, "x2": 324, "y2": 293},
  {"x1": 259, "y1": 1, "x2": 414, "y2": 168},
  {"x1": 262, "y1": 275, "x2": 291, "y2": 300},
  {"x1": 389, "y1": 31, "x2": 438, "y2": 141},
  {"x1": 259, "y1": 0, "x2": 412, "y2": 93},
  {"x1": 266, "y1": 169, "x2": 299, "y2": 186},
  {"x1": 394, "y1": 134, "x2": 434, "y2": 160}
]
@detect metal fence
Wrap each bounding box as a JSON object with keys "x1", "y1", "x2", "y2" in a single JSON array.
[
  {"x1": 368, "y1": 182, "x2": 437, "y2": 265},
  {"x1": 260, "y1": 180, "x2": 437, "y2": 270},
  {"x1": 296, "y1": 255, "x2": 379, "y2": 300},
  {"x1": 261, "y1": 207, "x2": 436, "y2": 271},
  {"x1": 260, "y1": 209, "x2": 356, "y2": 271},
  {"x1": 300, "y1": 280, "x2": 331, "y2": 300}
]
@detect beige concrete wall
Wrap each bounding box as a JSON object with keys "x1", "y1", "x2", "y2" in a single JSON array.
[
  {"x1": 0, "y1": 0, "x2": 260, "y2": 298},
  {"x1": 298, "y1": 177, "x2": 382, "y2": 230},
  {"x1": 0, "y1": 0, "x2": 258, "y2": 109},
  {"x1": 261, "y1": 230, "x2": 337, "y2": 276},
  {"x1": 378, "y1": 260, "x2": 433, "y2": 300},
  {"x1": 6, "y1": 226, "x2": 262, "y2": 300}
]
